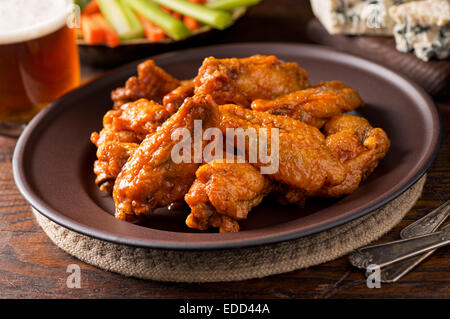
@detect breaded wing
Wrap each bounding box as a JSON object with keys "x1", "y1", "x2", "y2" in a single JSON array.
[
  {"x1": 90, "y1": 99, "x2": 172, "y2": 192},
  {"x1": 185, "y1": 160, "x2": 272, "y2": 233},
  {"x1": 218, "y1": 104, "x2": 346, "y2": 192},
  {"x1": 113, "y1": 94, "x2": 219, "y2": 222},
  {"x1": 91, "y1": 99, "x2": 172, "y2": 147},
  {"x1": 162, "y1": 80, "x2": 195, "y2": 114},
  {"x1": 194, "y1": 55, "x2": 310, "y2": 107},
  {"x1": 111, "y1": 59, "x2": 180, "y2": 108},
  {"x1": 274, "y1": 114, "x2": 390, "y2": 204},
  {"x1": 313, "y1": 114, "x2": 391, "y2": 197},
  {"x1": 251, "y1": 81, "x2": 364, "y2": 128},
  {"x1": 93, "y1": 142, "x2": 139, "y2": 193}
]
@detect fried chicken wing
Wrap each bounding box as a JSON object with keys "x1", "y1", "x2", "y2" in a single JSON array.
[
  {"x1": 113, "y1": 94, "x2": 219, "y2": 222},
  {"x1": 251, "y1": 81, "x2": 364, "y2": 128},
  {"x1": 90, "y1": 99, "x2": 172, "y2": 192},
  {"x1": 194, "y1": 55, "x2": 310, "y2": 107},
  {"x1": 274, "y1": 114, "x2": 390, "y2": 204},
  {"x1": 91, "y1": 99, "x2": 172, "y2": 147},
  {"x1": 93, "y1": 142, "x2": 139, "y2": 193},
  {"x1": 218, "y1": 104, "x2": 346, "y2": 192},
  {"x1": 111, "y1": 59, "x2": 180, "y2": 108},
  {"x1": 313, "y1": 114, "x2": 391, "y2": 197},
  {"x1": 185, "y1": 160, "x2": 272, "y2": 232},
  {"x1": 162, "y1": 80, "x2": 195, "y2": 113}
]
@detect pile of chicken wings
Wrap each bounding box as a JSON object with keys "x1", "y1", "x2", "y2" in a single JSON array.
[{"x1": 91, "y1": 55, "x2": 390, "y2": 232}]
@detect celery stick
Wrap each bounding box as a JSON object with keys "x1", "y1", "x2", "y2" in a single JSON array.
[
  {"x1": 97, "y1": 0, "x2": 142, "y2": 40},
  {"x1": 127, "y1": 0, "x2": 191, "y2": 40},
  {"x1": 151, "y1": 0, "x2": 234, "y2": 30},
  {"x1": 119, "y1": 0, "x2": 145, "y2": 38},
  {"x1": 206, "y1": 0, "x2": 261, "y2": 10},
  {"x1": 75, "y1": 0, "x2": 91, "y2": 9}
]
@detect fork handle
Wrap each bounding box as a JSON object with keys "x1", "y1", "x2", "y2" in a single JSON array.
[
  {"x1": 400, "y1": 200, "x2": 450, "y2": 238},
  {"x1": 349, "y1": 226, "x2": 450, "y2": 269},
  {"x1": 379, "y1": 200, "x2": 450, "y2": 282}
]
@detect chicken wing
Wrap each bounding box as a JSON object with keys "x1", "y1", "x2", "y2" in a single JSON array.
[
  {"x1": 251, "y1": 81, "x2": 364, "y2": 128},
  {"x1": 313, "y1": 114, "x2": 391, "y2": 197},
  {"x1": 194, "y1": 55, "x2": 310, "y2": 107},
  {"x1": 113, "y1": 94, "x2": 219, "y2": 222},
  {"x1": 93, "y1": 142, "x2": 139, "y2": 193},
  {"x1": 185, "y1": 159, "x2": 272, "y2": 233},
  {"x1": 111, "y1": 59, "x2": 180, "y2": 108},
  {"x1": 274, "y1": 114, "x2": 390, "y2": 204},
  {"x1": 90, "y1": 99, "x2": 172, "y2": 192},
  {"x1": 162, "y1": 80, "x2": 195, "y2": 113},
  {"x1": 218, "y1": 104, "x2": 346, "y2": 192},
  {"x1": 91, "y1": 99, "x2": 172, "y2": 147}
]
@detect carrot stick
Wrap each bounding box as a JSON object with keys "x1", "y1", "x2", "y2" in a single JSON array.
[
  {"x1": 82, "y1": 0, "x2": 100, "y2": 15},
  {"x1": 81, "y1": 14, "x2": 104, "y2": 45},
  {"x1": 183, "y1": 0, "x2": 203, "y2": 31},
  {"x1": 172, "y1": 11, "x2": 182, "y2": 20},
  {"x1": 160, "y1": 5, "x2": 182, "y2": 20},
  {"x1": 183, "y1": 15, "x2": 199, "y2": 30},
  {"x1": 136, "y1": 12, "x2": 166, "y2": 42},
  {"x1": 160, "y1": 6, "x2": 172, "y2": 15},
  {"x1": 90, "y1": 13, "x2": 120, "y2": 47}
]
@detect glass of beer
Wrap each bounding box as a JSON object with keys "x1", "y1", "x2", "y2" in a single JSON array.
[{"x1": 0, "y1": 0, "x2": 80, "y2": 136}]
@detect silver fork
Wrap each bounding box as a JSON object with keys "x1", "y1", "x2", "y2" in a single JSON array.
[
  {"x1": 349, "y1": 224, "x2": 450, "y2": 269},
  {"x1": 348, "y1": 200, "x2": 450, "y2": 277},
  {"x1": 380, "y1": 200, "x2": 450, "y2": 282}
]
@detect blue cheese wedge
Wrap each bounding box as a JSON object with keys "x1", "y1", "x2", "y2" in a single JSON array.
[
  {"x1": 310, "y1": 0, "x2": 415, "y2": 35},
  {"x1": 390, "y1": 0, "x2": 450, "y2": 61}
]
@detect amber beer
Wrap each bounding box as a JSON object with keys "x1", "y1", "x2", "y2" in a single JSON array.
[{"x1": 0, "y1": 0, "x2": 80, "y2": 135}]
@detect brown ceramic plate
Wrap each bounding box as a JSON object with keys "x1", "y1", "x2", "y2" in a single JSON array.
[{"x1": 13, "y1": 43, "x2": 441, "y2": 250}]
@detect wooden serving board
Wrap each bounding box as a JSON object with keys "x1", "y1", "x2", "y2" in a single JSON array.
[{"x1": 307, "y1": 19, "x2": 450, "y2": 98}]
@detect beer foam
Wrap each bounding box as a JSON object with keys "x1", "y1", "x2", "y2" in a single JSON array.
[{"x1": 0, "y1": 0, "x2": 71, "y2": 44}]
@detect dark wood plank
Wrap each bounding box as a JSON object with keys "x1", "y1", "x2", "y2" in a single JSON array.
[{"x1": 0, "y1": 0, "x2": 448, "y2": 299}]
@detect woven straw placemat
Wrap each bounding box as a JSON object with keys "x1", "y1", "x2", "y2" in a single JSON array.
[{"x1": 33, "y1": 175, "x2": 426, "y2": 283}]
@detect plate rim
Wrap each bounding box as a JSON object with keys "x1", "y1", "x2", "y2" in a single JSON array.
[{"x1": 13, "y1": 42, "x2": 442, "y2": 250}]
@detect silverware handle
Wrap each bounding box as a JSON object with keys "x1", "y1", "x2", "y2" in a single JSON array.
[
  {"x1": 350, "y1": 226, "x2": 450, "y2": 268},
  {"x1": 400, "y1": 200, "x2": 450, "y2": 238},
  {"x1": 380, "y1": 249, "x2": 437, "y2": 282},
  {"x1": 380, "y1": 200, "x2": 450, "y2": 282}
]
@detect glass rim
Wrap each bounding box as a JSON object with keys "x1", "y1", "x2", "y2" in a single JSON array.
[{"x1": 0, "y1": 0, "x2": 74, "y2": 45}]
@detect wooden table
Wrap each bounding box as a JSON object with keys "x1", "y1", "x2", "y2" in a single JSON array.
[{"x1": 0, "y1": 0, "x2": 448, "y2": 299}]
